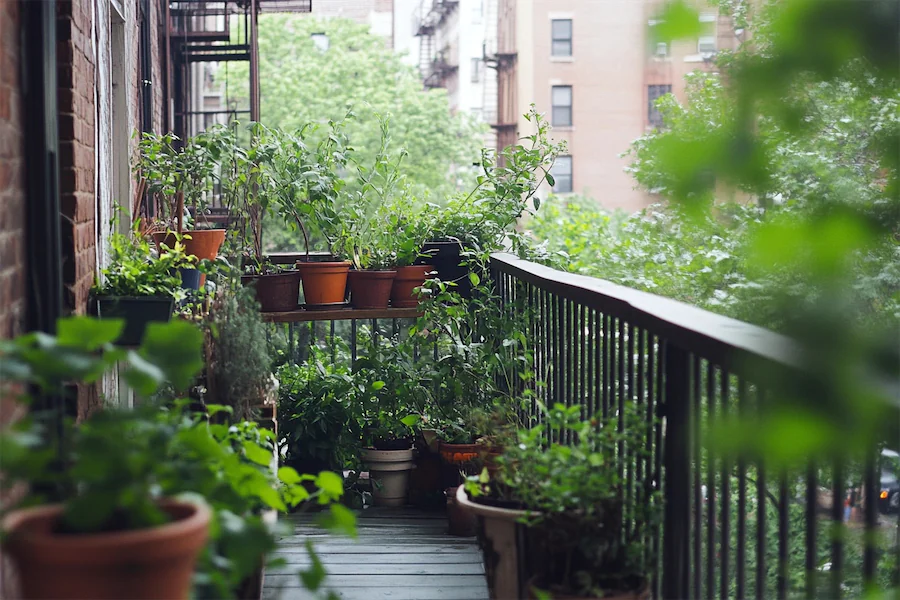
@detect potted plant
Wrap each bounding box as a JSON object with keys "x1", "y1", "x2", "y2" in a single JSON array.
[
  {"x1": 388, "y1": 200, "x2": 434, "y2": 308},
  {"x1": 92, "y1": 228, "x2": 194, "y2": 346},
  {"x1": 265, "y1": 118, "x2": 355, "y2": 309},
  {"x1": 354, "y1": 341, "x2": 428, "y2": 506},
  {"x1": 225, "y1": 124, "x2": 301, "y2": 313},
  {"x1": 457, "y1": 403, "x2": 657, "y2": 600},
  {"x1": 136, "y1": 127, "x2": 232, "y2": 267}
]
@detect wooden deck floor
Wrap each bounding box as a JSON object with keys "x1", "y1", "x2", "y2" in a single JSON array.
[{"x1": 263, "y1": 507, "x2": 489, "y2": 600}]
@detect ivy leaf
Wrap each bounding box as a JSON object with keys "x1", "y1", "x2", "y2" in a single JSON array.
[
  {"x1": 57, "y1": 316, "x2": 124, "y2": 350},
  {"x1": 315, "y1": 471, "x2": 344, "y2": 498},
  {"x1": 652, "y1": 0, "x2": 703, "y2": 43},
  {"x1": 243, "y1": 441, "x2": 273, "y2": 466}
]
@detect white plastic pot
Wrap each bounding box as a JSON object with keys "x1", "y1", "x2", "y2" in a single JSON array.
[{"x1": 362, "y1": 448, "x2": 415, "y2": 507}]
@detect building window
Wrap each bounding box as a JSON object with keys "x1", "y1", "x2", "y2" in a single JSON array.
[
  {"x1": 551, "y1": 19, "x2": 572, "y2": 57},
  {"x1": 698, "y1": 35, "x2": 717, "y2": 54},
  {"x1": 647, "y1": 84, "x2": 671, "y2": 128},
  {"x1": 551, "y1": 155, "x2": 573, "y2": 193},
  {"x1": 311, "y1": 32, "x2": 329, "y2": 52},
  {"x1": 472, "y1": 58, "x2": 481, "y2": 83},
  {"x1": 551, "y1": 85, "x2": 572, "y2": 127}
]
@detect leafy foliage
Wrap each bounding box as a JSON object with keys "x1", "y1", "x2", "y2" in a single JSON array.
[{"x1": 92, "y1": 228, "x2": 195, "y2": 299}]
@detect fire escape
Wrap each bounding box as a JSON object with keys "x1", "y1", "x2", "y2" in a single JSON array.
[
  {"x1": 413, "y1": 0, "x2": 459, "y2": 90},
  {"x1": 483, "y1": 0, "x2": 516, "y2": 154},
  {"x1": 165, "y1": 0, "x2": 312, "y2": 141}
]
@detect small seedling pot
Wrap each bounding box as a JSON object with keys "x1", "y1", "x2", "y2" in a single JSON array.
[
  {"x1": 348, "y1": 270, "x2": 397, "y2": 310},
  {"x1": 95, "y1": 296, "x2": 174, "y2": 346}
]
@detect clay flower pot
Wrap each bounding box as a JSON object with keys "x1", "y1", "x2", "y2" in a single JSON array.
[
  {"x1": 361, "y1": 447, "x2": 415, "y2": 507},
  {"x1": 2, "y1": 499, "x2": 210, "y2": 600},
  {"x1": 241, "y1": 271, "x2": 301, "y2": 312},
  {"x1": 348, "y1": 270, "x2": 397, "y2": 310},
  {"x1": 439, "y1": 441, "x2": 482, "y2": 466},
  {"x1": 390, "y1": 265, "x2": 432, "y2": 308},
  {"x1": 295, "y1": 261, "x2": 351, "y2": 307},
  {"x1": 152, "y1": 229, "x2": 226, "y2": 261}
]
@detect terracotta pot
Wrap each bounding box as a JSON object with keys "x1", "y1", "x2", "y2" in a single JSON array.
[
  {"x1": 153, "y1": 229, "x2": 225, "y2": 286},
  {"x1": 2, "y1": 499, "x2": 210, "y2": 600},
  {"x1": 390, "y1": 265, "x2": 432, "y2": 308},
  {"x1": 439, "y1": 442, "x2": 481, "y2": 466},
  {"x1": 295, "y1": 261, "x2": 351, "y2": 307},
  {"x1": 241, "y1": 271, "x2": 301, "y2": 312},
  {"x1": 362, "y1": 447, "x2": 415, "y2": 507},
  {"x1": 446, "y1": 486, "x2": 477, "y2": 537},
  {"x1": 347, "y1": 270, "x2": 397, "y2": 310}
]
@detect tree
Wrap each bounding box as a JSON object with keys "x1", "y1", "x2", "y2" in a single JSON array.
[{"x1": 226, "y1": 16, "x2": 484, "y2": 202}]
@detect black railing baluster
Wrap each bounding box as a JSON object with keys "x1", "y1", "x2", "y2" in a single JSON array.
[
  {"x1": 653, "y1": 339, "x2": 665, "y2": 598},
  {"x1": 756, "y1": 447, "x2": 767, "y2": 600},
  {"x1": 350, "y1": 318, "x2": 357, "y2": 364},
  {"x1": 863, "y1": 446, "x2": 877, "y2": 590},
  {"x1": 602, "y1": 313, "x2": 610, "y2": 419},
  {"x1": 579, "y1": 303, "x2": 587, "y2": 411},
  {"x1": 625, "y1": 323, "x2": 635, "y2": 541},
  {"x1": 806, "y1": 461, "x2": 818, "y2": 599},
  {"x1": 706, "y1": 362, "x2": 717, "y2": 600},
  {"x1": 831, "y1": 459, "x2": 845, "y2": 599},
  {"x1": 720, "y1": 368, "x2": 731, "y2": 600},
  {"x1": 778, "y1": 472, "x2": 789, "y2": 599},
  {"x1": 371, "y1": 318, "x2": 379, "y2": 349},
  {"x1": 330, "y1": 320, "x2": 336, "y2": 364},
  {"x1": 617, "y1": 319, "x2": 625, "y2": 485},
  {"x1": 737, "y1": 378, "x2": 747, "y2": 600},
  {"x1": 692, "y1": 355, "x2": 702, "y2": 600},
  {"x1": 662, "y1": 342, "x2": 691, "y2": 599}
]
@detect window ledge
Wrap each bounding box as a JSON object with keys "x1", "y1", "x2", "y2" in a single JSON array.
[
  {"x1": 550, "y1": 56, "x2": 575, "y2": 63},
  {"x1": 553, "y1": 126, "x2": 575, "y2": 132}
]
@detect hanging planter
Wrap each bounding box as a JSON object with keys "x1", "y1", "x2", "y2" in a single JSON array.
[
  {"x1": 390, "y1": 265, "x2": 432, "y2": 308},
  {"x1": 2, "y1": 499, "x2": 210, "y2": 600},
  {"x1": 348, "y1": 270, "x2": 397, "y2": 309},
  {"x1": 241, "y1": 271, "x2": 301, "y2": 312},
  {"x1": 296, "y1": 261, "x2": 352, "y2": 308},
  {"x1": 95, "y1": 296, "x2": 174, "y2": 347}
]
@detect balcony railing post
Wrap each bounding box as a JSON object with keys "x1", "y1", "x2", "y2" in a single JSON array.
[{"x1": 662, "y1": 342, "x2": 691, "y2": 599}]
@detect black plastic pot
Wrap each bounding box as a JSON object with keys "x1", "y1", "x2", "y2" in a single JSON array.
[
  {"x1": 177, "y1": 268, "x2": 202, "y2": 290},
  {"x1": 421, "y1": 240, "x2": 472, "y2": 299},
  {"x1": 95, "y1": 296, "x2": 175, "y2": 346}
]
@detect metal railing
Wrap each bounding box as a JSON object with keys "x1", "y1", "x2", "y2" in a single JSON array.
[{"x1": 489, "y1": 252, "x2": 898, "y2": 599}]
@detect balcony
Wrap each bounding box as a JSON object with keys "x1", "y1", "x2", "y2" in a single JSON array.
[{"x1": 423, "y1": 45, "x2": 459, "y2": 89}]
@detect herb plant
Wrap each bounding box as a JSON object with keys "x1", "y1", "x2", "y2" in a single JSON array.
[{"x1": 92, "y1": 228, "x2": 195, "y2": 299}]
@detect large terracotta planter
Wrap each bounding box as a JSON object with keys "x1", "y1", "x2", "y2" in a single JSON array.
[
  {"x1": 456, "y1": 485, "x2": 528, "y2": 600},
  {"x1": 152, "y1": 229, "x2": 226, "y2": 261},
  {"x1": 390, "y1": 265, "x2": 432, "y2": 308},
  {"x1": 295, "y1": 261, "x2": 351, "y2": 307},
  {"x1": 241, "y1": 271, "x2": 301, "y2": 312},
  {"x1": 361, "y1": 447, "x2": 415, "y2": 507},
  {"x1": 348, "y1": 270, "x2": 397, "y2": 310},
  {"x1": 2, "y1": 499, "x2": 210, "y2": 600},
  {"x1": 439, "y1": 442, "x2": 481, "y2": 466}
]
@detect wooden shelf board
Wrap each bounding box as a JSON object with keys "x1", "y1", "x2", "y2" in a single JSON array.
[{"x1": 261, "y1": 307, "x2": 422, "y2": 323}]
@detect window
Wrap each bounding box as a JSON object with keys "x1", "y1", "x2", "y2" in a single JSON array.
[
  {"x1": 311, "y1": 32, "x2": 329, "y2": 52},
  {"x1": 471, "y1": 58, "x2": 481, "y2": 83},
  {"x1": 551, "y1": 19, "x2": 572, "y2": 57},
  {"x1": 655, "y1": 42, "x2": 669, "y2": 57},
  {"x1": 551, "y1": 85, "x2": 572, "y2": 127},
  {"x1": 647, "y1": 84, "x2": 671, "y2": 128},
  {"x1": 551, "y1": 155, "x2": 573, "y2": 193},
  {"x1": 698, "y1": 35, "x2": 717, "y2": 54}
]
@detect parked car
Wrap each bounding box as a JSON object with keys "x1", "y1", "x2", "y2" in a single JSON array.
[{"x1": 880, "y1": 449, "x2": 900, "y2": 514}]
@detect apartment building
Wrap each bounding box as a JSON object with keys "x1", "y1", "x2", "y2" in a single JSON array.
[{"x1": 490, "y1": 0, "x2": 739, "y2": 212}]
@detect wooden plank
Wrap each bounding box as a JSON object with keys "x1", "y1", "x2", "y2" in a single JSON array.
[
  {"x1": 272, "y1": 553, "x2": 483, "y2": 566},
  {"x1": 264, "y1": 586, "x2": 490, "y2": 600},
  {"x1": 261, "y1": 307, "x2": 422, "y2": 323},
  {"x1": 265, "y1": 574, "x2": 487, "y2": 588},
  {"x1": 287, "y1": 536, "x2": 474, "y2": 545},
  {"x1": 268, "y1": 562, "x2": 484, "y2": 576},
  {"x1": 272, "y1": 544, "x2": 479, "y2": 554}
]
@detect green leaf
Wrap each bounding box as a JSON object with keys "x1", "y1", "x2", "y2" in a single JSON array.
[
  {"x1": 651, "y1": 0, "x2": 703, "y2": 42},
  {"x1": 278, "y1": 466, "x2": 303, "y2": 484},
  {"x1": 139, "y1": 320, "x2": 204, "y2": 391},
  {"x1": 316, "y1": 503, "x2": 357, "y2": 538},
  {"x1": 371, "y1": 380, "x2": 385, "y2": 391},
  {"x1": 468, "y1": 272, "x2": 480, "y2": 287},
  {"x1": 243, "y1": 441, "x2": 274, "y2": 466},
  {"x1": 121, "y1": 351, "x2": 166, "y2": 396},
  {"x1": 299, "y1": 541, "x2": 327, "y2": 591},
  {"x1": 57, "y1": 317, "x2": 124, "y2": 350},
  {"x1": 315, "y1": 471, "x2": 344, "y2": 498},
  {"x1": 400, "y1": 414, "x2": 421, "y2": 428}
]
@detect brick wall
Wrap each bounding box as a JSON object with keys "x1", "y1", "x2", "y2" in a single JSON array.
[{"x1": 0, "y1": 0, "x2": 26, "y2": 340}]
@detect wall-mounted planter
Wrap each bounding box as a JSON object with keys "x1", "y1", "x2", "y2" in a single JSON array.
[
  {"x1": 361, "y1": 447, "x2": 415, "y2": 507},
  {"x1": 390, "y1": 265, "x2": 432, "y2": 308},
  {"x1": 295, "y1": 261, "x2": 351, "y2": 308},
  {"x1": 241, "y1": 271, "x2": 301, "y2": 313},
  {"x1": 348, "y1": 270, "x2": 396, "y2": 310},
  {"x1": 95, "y1": 296, "x2": 174, "y2": 346},
  {"x1": 421, "y1": 241, "x2": 472, "y2": 298},
  {"x1": 2, "y1": 499, "x2": 210, "y2": 600}
]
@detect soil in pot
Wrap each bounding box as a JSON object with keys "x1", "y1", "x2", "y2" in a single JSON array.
[
  {"x1": 362, "y1": 447, "x2": 415, "y2": 507},
  {"x1": 390, "y1": 265, "x2": 432, "y2": 308},
  {"x1": 348, "y1": 270, "x2": 397, "y2": 309},
  {"x1": 95, "y1": 296, "x2": 174, "y2": 346},
  {"x1": 296, "y1": 261, "x2": 351, "y2": 307},
  {"x1": 2, "y1": 499, "x2": 210, "y2": 600},
  {"x1": 241, "y1": 271, "x2": 301, "y2": 312},
  {"x1": 421, "y1": 241, "x2": 472, "y2": 299}
]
